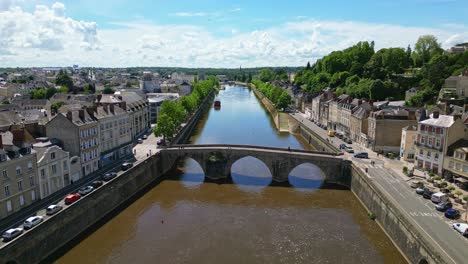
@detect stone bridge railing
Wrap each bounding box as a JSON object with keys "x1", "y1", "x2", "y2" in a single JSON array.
[{"x1": 159, "y1": 144, "x2": 351, "y2": 186}]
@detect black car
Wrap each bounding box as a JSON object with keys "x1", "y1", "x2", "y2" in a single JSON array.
[
  {"x1": 90, "y1": 180, "x2": 103, "y2": 189},
  {"x1": 354, "y1": 152, "x2": 369, "y2": 159},
  {"x1": 121, "y1": 162, "x2": 133, "y2": 171},
  {"x1": 422, "y1": 188, "x2": 435, "y2": 199},
  {"x1": 339, "y1": 144, "x2": 347, "y2": 149},
  {"x1": 344, "y1": 138, "x2": 352, "y2": 144},
  {"x1": 157, "y1": 139, "x2": 166, "y2": 146},
  {"x1": 102, "y1": 172, "x2": 117, "y2": 181}
]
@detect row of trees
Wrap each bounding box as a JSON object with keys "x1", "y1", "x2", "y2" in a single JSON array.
[
  {"x1": 153, "y1": 77, "x2": 218, "y2": 140},
  {"x1": 252, "y1": 79, "x2": 291, "y2": 110},
  {"x1": 293, "y1": 35, "x2": 468, "y2": 105}
]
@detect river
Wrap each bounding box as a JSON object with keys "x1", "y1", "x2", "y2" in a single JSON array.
[{"x1": 57, "y1": 85, "x2": 405, "y2": 263}]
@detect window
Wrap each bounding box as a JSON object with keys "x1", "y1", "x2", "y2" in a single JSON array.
[
  {"x1": 456, "y1": 163, "x2": 461, "y2": 170},
  {"x1": 40, "y1": 169, "x2": 45, "y2": 179},
  {"x1": 440, "y1": 128, "x2": 444, "y2": 134},
  {"x1": 435, "y1": 153, "x2": 439, "y2": 160},
  {"x1": 17, "y1": 180, "x2": 23, "y2": 191},
  {"x1": 31, "y1": 190, "x2": 36, "y2": 201},
  {"x1": 427, "y1": 151, "x2": 431, "y2": 158},
  {"x1": 2, "y1": 170, "x2": 7, "y2": 179},
  {"x1": 6, "y1": 200, "x2": 12, "y2": 212},
  {"x1": 29, "y1": 176, "x2": 34, "y2": 186},
  {"x1": 16, "y1": 166, "x2": 21, "y2": 176},
  {"x1": 407, "y1": 153, "x2": 415, "y2": 159},
  {"x1": 463, "y1": 166, "x2": 468, "y2": 172},
  {"x1": 51, "y1": 152, "x2": 56, "y2": 159},
  {"x1": 450, "y1": 161, "x2": 454, "y2": 168},
  {"x1": 51, "y1": 164, "x2": 57, "y2": 174},
  {"x1": 19, "y1": 195, "x2": 24, "y2": 206},
  {"x1": 63, "y1": 161, "x2": 68, "y2": 170},
  {"x1": 4, "y1": 185, "x2": 10, "y2": 196},
  {"x1": 436, "y1": 139, "x2": 441, "y2": 148},
  {"x1": 28, "y1": 161, "x2": 33, "y2": 171},
  {"x1": 421, "y1": 137, "x2": 425, "y2": 144},
  {"x1": 428, "y1": 138, "x2": 433, "y2": 146}
]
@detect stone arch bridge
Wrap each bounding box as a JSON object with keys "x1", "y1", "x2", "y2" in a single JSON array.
[{"x1": 158, "y1": 144, "x2": 351, "y2": 186}]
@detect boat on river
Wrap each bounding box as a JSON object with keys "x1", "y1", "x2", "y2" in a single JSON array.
[{"x1": 214, "y1": 100, "x2": 221, "y2": 110}]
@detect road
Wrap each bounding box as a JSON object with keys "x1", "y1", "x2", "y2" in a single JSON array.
[
  {"x1": 0, "y1": 130, "x2": 162, "y2": 248},
  {"x1": 290, "y1": 113, "x2": 468, "y2": 264}
]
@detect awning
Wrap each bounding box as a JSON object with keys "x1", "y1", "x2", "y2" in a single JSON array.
[{"x1": 454, "y1": 177, "x2": 468, "y2": 183}]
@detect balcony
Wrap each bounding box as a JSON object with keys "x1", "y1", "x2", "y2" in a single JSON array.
[{"x1": 414, "y1": 141, "x2": 442, "y2": 151}]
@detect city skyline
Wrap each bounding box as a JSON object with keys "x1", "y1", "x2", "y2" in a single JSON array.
[{"x1": 0, "y1": 0, "x2": 467, "y2": 67}]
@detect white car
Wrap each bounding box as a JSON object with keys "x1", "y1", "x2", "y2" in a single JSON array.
[
  {"x1": 46, "y1": 204, "x2": 63, "y2": 215},
  {"x1": 23, "y1": 216, "x2": 44, "y2": 229},
  {"x1": 2, "y1": 228, "x2": 23, "y2": 242},
  {"x1": 453, "y1": 223, "x2": 468, "y2": 236}
]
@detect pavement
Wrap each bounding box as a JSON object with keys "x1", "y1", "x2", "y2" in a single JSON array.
[{"x1": 290, "y1": 112, "x2": 468, "y2": 264}]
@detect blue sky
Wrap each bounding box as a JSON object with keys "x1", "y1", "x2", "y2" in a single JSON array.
[{"x1": 0, "y1": 0, "x2": 467, "y2": 67}]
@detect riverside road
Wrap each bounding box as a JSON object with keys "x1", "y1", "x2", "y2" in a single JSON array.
[{"x1": 290, "y1": 113, "x2": 468, "y2": 264}]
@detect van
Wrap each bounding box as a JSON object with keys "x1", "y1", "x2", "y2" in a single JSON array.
[
  {"x1": 431, "y1": 192, "x2": 448, "y2": 203},
  {"x1": 327, "y1": 130, "x2": 335, "y2": 137}
]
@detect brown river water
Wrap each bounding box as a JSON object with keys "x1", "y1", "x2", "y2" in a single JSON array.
[{"x1": 57, "y1": 85, "x2": 405, "y2": 263}]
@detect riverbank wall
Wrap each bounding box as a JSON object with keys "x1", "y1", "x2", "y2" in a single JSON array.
[{"x1": 350, "y1": 164, "x2": 446, "y2": 264}]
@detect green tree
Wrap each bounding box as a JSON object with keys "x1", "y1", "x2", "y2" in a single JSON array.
[
  {"x1": 102, "y1": 87, "x2": 115, "y2": 94},
  {"x1": 46, "y1": 87, "x2": 58, "y2": 99},
  {"x1": 259, "y1": 68, "x2": 275, "y2": 82},
  {"x1": 276, "y1": 92, "x2": 291, "y2": 110},
  {"x1": 50, "y1": 101, "x2": 65, "y2": 113},
  {"x1": 153, "y1": 113, "x2": 176, "y2": 140},
  {"x1": 30, "y1": 89, "x2": 46, "y2": 99},
  {"x1": 159, "y1": 100, "x2": 186, "y2": 125},
  {"x1": 413, "y1": 35, "x2": 443, "y2": 66},
  {"x1": 55, "y1": 69, "x2": 74, "y2": 92}
]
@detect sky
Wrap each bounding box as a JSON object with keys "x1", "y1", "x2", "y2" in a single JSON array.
[{"x1": 0, "y1": 0, "x2": 467, "y2": 68}]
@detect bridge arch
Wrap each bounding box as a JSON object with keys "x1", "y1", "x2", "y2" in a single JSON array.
[
  {"x1": 176, "y1": 157, "x2": 205, "y2": 186},
  {"x1": 230, "y1": 156, "x2": 272, "y2": 186},
  {"x1": 288, "y1": 162, "x2": 326, "y2": 189}
]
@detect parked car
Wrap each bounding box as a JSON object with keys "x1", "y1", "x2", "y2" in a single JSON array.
[
  {"x1": 336, "y1": 133, "x2": 343, "y2": 139},
  {"x1": 102, "y1": 172, "x2": 117, "y2": 181},
  {"x1": 64, "y1": 193, "x2": 81, "y2": 205},
  {"x1": 344, "y1": 146, "x2": 354, "y2": 153},
  {"x1": 445, "y1": 208, "x2": 460, "y2": 219},
  {"x1": 327, "y1": 130, "x2": 335, "y2": 137},
  {"x1": 121, "y1": 162, "x2": 133, "y2": 171},
  {"x1": 410, "y1": 180, "x2": 423, "y2": 188},
  {"x1": 322, "y1": 126, "x2": 328, "y2": 130},
  {"x1": 2, "y1": 228, "x2": 23, "y2": 242},
  {"x1": 157, "y1": 139, "x2": 166, "y2": 146},
  {"x1": 46, "y1": 204, "x2": 63, "y2": 215},
  {"x1": 452, "y1": 223, "x2": 468, "y2": 236},
  {"x1": 431, "y1": 192, "x2": 449, "y2": 203},
  {"x1": 344, "y1": 138, "x2": 352, "y2": 144},
  {"x1": 90, "y1": 180, "x2": 103, "y2": 188},
  {"x1": 353, "y1": 152, "x2": 368, "y2": 159},
  {"x1": 137, "y1": 138, "x2": 143, "y2": 144},
  {"x1": 23, "y1": 216, "x2": 43, "y2": 230},
  {"x1": 142, "y1": 135, "x2": 148, "y2": 140},
  {"x1": 415, "y1": 186, "x2": 425, "y2": 195},
  {"x1": 422, "y1": 188, "x2": 435, "y2": 199},
  {"x1": 435, "y1": 201, "x2": 453, "y2": 211},
  {"x1": 78, "y1": 186, "x2": 94, "y2": 196},
  {"x1": 339, "y1": 144, "x2": 347, "y2": 149}
]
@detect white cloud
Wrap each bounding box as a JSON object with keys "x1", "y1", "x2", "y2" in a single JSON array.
[
  {"x1": 172, "y1": 12, "x2": 207, "y2": 17},
  {"x1": 0, "y1": 2, "x2": 467, "y2": 67}
]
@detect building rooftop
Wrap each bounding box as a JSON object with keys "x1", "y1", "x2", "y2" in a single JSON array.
[{"x1": 420, "y1": 114, "x2": 454, "y2": 128}]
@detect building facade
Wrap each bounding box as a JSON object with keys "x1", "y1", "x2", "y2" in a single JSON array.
[{"x1": 400, "y1": 125, "x2": 417, "y2": 162}]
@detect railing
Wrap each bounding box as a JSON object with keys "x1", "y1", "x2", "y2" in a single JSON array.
[{"x1": 414, "y1": 141, "x2": 442, "y2": 151}]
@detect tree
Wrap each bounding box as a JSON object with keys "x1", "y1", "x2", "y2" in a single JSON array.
[
  {"x1": 153, "y1": 113, "x2": 176, "y2": 140},
  {"x1": 259, "y1": 68, "x2": 275, "y2": 82},
  {"x1": 306, "y1": 61, "x2": 311, "y2": 70},
  {"x1": 46, "y1": 87, "x2": 58, "y2": 99},
  {"x1": 276, "y1": 92, "x2": 291, "y2": 110},
  {"x1": 102, "y1": 87, "x2": 115, "y2": 94},
  {"x1": 159, "y1": 100, "x2": 186, "y2": 125},
  {"x1": 55, "y1": 69, "x2": 74, "y2": 92},
  {"x1": 413, "y1": 35, "x2": 443, "y2": 66},
  {"x1": 30, "y1": 89, "x2": 46, "y2": 99},
  {"x1": 50, "y1": 101, "x2": 65, "y2": 113}
]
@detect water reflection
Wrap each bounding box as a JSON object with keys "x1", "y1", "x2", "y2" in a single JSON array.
[
  {"x1": 177, "y1": 158, "x2": 204, "y2": 188},
  {"x1": 231, "y1": 156, "x2": 272, "y2": 188},
  {"x1": 288, "y1": 163, "x2": 325, "y2": 190}
]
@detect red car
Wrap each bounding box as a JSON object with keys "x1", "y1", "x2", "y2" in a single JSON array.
[{"x1": 64, "y1": 193, "x2": 81, "y2": 205}]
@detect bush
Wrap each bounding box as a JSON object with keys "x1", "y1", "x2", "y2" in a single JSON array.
[
  {"x1": 434, "y1": 176, "x2": 441, "y2": 180},
  {"x1": 455, "y1": 190, "x2": 463, "y2": 196},
  {"x1": 402, "y1": 166, "x2": 408, "y2": 174},
  {"x1": 440, "y1": 181, "x2": 448, "y2": 186},
  {"x1": 429, "y1": 172, "x2": 435, "y2": 177},
  {"x1": 368, "y1": 212, "x2": 376, "y2": 220},
  {"x1": 464, "y1": 195, "x2": 468, "y2": 201},
  {"x1": 448, "y1": 185, "x2": 456, "y2": 191}
]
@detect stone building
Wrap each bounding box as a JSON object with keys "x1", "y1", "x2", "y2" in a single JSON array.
[
  {"x1": 328, "y1": 94, "x2": 351, "y2": 130},
  {"x1": 0, "y1": 126, "x2": 38, "y2": 219},
  {"x1": 400, "y1": 125, "x2": 417, "y2": 162},
  {"x1": 349, "y1": 102, "x2": 372, "y2": 146},
  {"x1": 443, "y1": 139, "x2": 468, "y2": 186}
]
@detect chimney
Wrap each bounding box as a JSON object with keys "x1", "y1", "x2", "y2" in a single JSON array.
[
  {"x1": 97, "y1": 94, "x2": 102, "y2": 102},
  {"x1": 12, "y1": 127, "x2": 24, "y2": 144},
  {"x1": 433, "y1": 111, "x2": 439, "y2": 119},
  {"x1": 454, "y1": 114, "x2": 462, "y2": 121},
  {"x1": 78, "y1": 109, "x2": 85, "y2": 120},
  {"x1": 86, "y1": 106, "x2": 95, "y2": 118},
  {"x1": 0, "y1": 134, "x2": 3, "y2": 149},
  {"x1": 121, "y1": 101, "x2": 127, "y2": 111},
  {"x1": 110, "y1": 104, "x2": 115, "y2": 113},
  {"x1": 66, "y1": 111, "x2": 73, "y2": 121}
]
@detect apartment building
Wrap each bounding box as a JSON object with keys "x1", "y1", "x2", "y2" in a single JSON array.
[
  {"x1": 0, "y1": 126, "x2": 38, "y2": 219},
  {"x1": 443, "y1": 139, "x2": 468, "y2": 186},
  {"x1": 400, "y1": 125, "x2": 417, "y2": 162}
]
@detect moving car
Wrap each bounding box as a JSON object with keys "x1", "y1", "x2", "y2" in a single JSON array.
[
  {"x1": 46, "y1": 204, "x2": 63, "y2": 215},
  {"x1": 410, "y1": 180, "x2": 423, "y2": 188},
  {"x1": 90, "y1": 180, "x2": 103, "y2": 189},
  {"x1": 142, "y1": 135, "x2": 148, "y2": 140},
  {"x1": 102, "y1": 172, "x2": 117, "y2": 181},
  {"x1": 452, "y1": 223, "x2": 468, "y2": 236},
  {"x1": 2, "y1": 228, "x2": 23, "y2": 242},
  {"x1": 415, "y1": 186, "x2": 425, "y2": 195},
  {"x1": 137, "y1": 138, "x2": 143, "y2": 144},
  {"x1": 64, "y1": 193, "x2": 81, "y2": 205},
  {"x1": 435, "y1": 201, "x2": 453, "y2": 211},
  {"x1": 78, "y1": 186, "x2": 94, "y2": 196},
  {"x1": 353, "y1": 152, "x2": 368, "y2": 159},
  {"x1": 327, "y1": 130, "x2": 335, "y2": 137},
  {"x1": 121, "y1": 162, "x2": 133, "y2": 171},
  {"x1": 445, "y1": 208, "x2": 460, "y2": 219},
  {"x1": 23, "y1": 216, "x2": 43, "y2": 229},
  {"x1": 344, "y1": 146, "x2": 354, "y2": 153}
]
